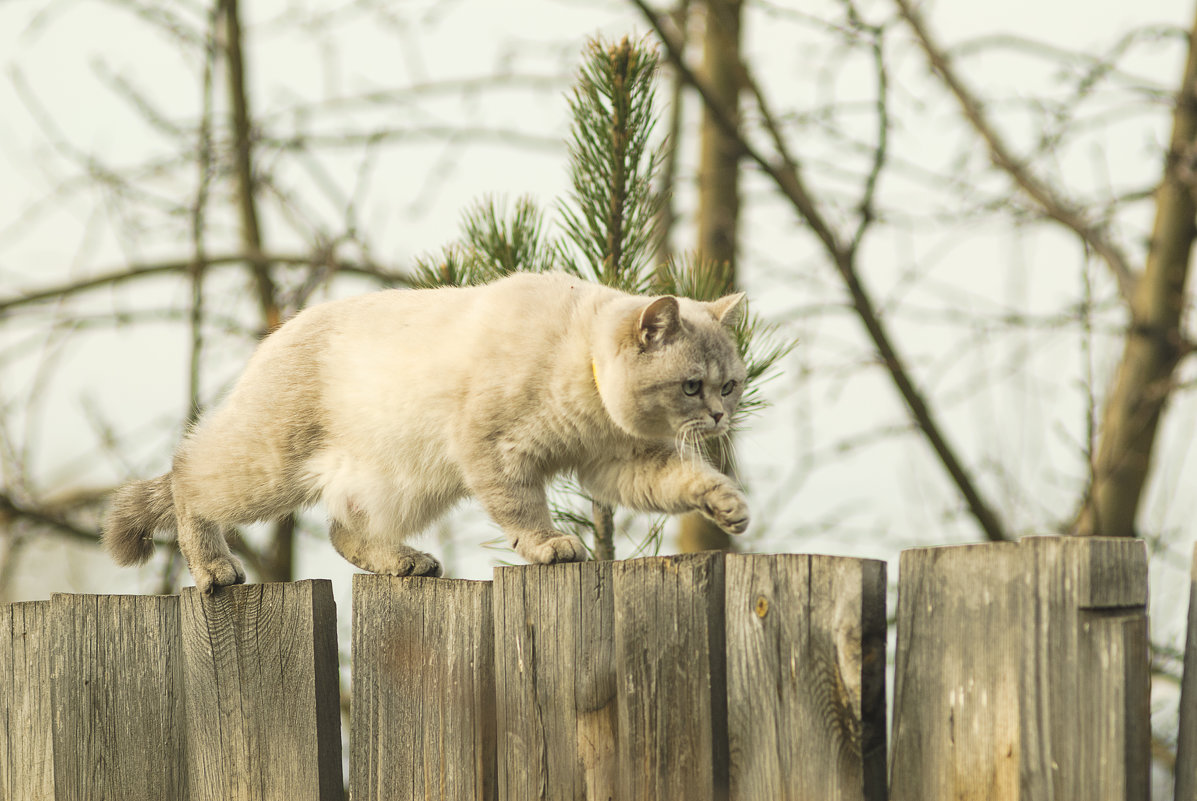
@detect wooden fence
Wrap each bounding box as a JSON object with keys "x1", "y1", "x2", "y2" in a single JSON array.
[{"x1": 0, "y1": 536, "x2": 1165, "y2": 800}]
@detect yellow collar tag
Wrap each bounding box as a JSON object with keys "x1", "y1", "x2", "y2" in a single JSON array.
[{"x1": 591, "y1": 359, "x2": 601, "y2": 394}]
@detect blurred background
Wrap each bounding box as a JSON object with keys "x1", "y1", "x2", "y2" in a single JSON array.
[{"x1": 2, "y1": 0, "x2": 1195, "y2": 789}]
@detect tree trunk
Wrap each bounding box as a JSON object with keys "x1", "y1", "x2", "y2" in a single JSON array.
[
  {"x1": 678, "y1": 0, "x2": 742, "y2": 553},
  {"x1": 1075, "y1": 10, "x2": 1197, "y2": 537}
]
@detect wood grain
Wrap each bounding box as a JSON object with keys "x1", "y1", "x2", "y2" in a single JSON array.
[
  {"x1": 612, "y1": 553, "x2": 727, "y2": 801},
  {"x1": 725, "y1": 554, "x2": 886, "y2": 801},
  {"x1": 889, "y1": 537, "x2": 1149, "y2": 801},
  {"x1": 50, "y1": 593, "x2": 188, "y2": 801},
  {"x1": 0, "y1": 601, "x2": 53, "y2": 801},
  {"x1": 1019, "y1": 536, "x2": 1149, "y2": 801},
  {"x1": 350, "y1": 575, "x2": 496, "y2": 801},
  {"x1": 889, "y1": 542, "x2": 1023, "y2": 801},
  {"x1": 492, "y1": 561, "x2": 617, "y2": 801},
  {"x1": 179, "y1": 580, "x2": 343, "y2": 801}
]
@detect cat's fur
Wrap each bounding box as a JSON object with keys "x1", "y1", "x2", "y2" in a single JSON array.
[{"x1": 103, "y1": 271, "x2": 750, "y2": 593}]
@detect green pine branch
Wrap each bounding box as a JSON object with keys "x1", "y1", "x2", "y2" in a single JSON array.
[{"x1": 559, "y1": 36, "x2": 665, "y2": 294}]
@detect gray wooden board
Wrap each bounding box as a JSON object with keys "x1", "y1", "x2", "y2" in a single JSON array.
[
  {"x1": 889, "y1": 536, "x2": 1150, "y2": 801},
  {"x1": 612, "y1": 553, "x2": 727, "y2": 801},
  {"x1": 889, "y1": 542, "x2": 1023, "y2": 801},
  {"x1": 1019, "y1": 536, "x2": 1149, "y2": 801},
  {"x1": 725, "y1": 553, "x2": 886, "y2": 801},
  {"x1": 179, "y1": 580, "x2": 343, "y2": 801},
  {"x1": 493, "y1": 561, "x2": 616, "y2": 801},
  {"x1": 50, "y1": 593, "x2": 188, "y2": 801},
  {"x1": 0, "y1": 601, "x2": 53, "y2": 801},
  {"x1": 351, "y1": 575, "x2": 496, "y2": 801},
  {"x1": 1174, "y1": 544, "x2": 1197, "y2": 801}
]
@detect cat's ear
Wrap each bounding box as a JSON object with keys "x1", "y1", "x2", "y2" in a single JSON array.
[
  {"x1": 637, "y1": 296, "x2": 681, "y2": 349},
  {"x1": 708, "y1": 292, "x2": 747, "y2": 330}
]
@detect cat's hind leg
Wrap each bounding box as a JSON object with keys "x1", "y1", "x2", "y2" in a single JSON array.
[
  {"x1": 328, "y1": 518, "x2": 442, "y2": 577},
  {"x1": 174, "y1": 506, "x2": 246, "y2": 594}
]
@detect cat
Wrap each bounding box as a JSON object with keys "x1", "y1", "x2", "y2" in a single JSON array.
[{"x1": 102, "y1": 271, "x2": 751, "y2": 593}]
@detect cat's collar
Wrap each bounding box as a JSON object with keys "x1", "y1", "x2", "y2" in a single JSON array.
[{"x1": 591, "y1": 359, "x2": 602, "y2": 394}]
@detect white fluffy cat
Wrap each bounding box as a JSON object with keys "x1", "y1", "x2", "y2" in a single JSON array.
[{"x1": 103, "y1": 271, "x2": 750, "y2": 593}]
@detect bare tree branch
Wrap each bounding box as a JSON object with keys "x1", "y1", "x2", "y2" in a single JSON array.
[
  {"x1": 631, "y1": 0, "x2": 1009, "y2": 542},
  {"x1": 0, "y1": 490, "x2": 99, "y2": 545},
  {"x1": 0, "y1": 253, "x2": 413, "y2": 316},
  {"x1": 893, "y1": 0, "x2": 1140, "y2": 304}
]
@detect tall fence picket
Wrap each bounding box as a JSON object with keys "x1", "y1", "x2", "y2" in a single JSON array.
[
  {"x1": 1021, "y1": 536, "x2": 1150, "y2": 801},
  {"x1": 179, "y1": 580, "x2": 343, "y2": 801},
  {"x1": 612, "y1": 552, "x2": 729, "y2": 801},
  {"x1": 49, "y1": 593, "x2": 188, "y2": 801},
  {"x1": 350, "y1": 575, "x2": 496, "y2": 801},
  {"x1": 0, "y1": 601, "x2": 53, "y2": 801},
  {"x1": 890, "y1": 536, "x2": 1149, "y2": 801},
  {"x1": 889, "y1": 541, "x2": 1023, "y2": 801},
  {"x1": 493, "y1": 561, "x2": 617, "y2": 801},
  {"x1": 725, "y1": 553, "x2": 887, "y2": 801}
]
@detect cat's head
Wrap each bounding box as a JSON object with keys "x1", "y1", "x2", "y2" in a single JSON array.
[{"x1": 594, "y1": 291, "x2": 748, "y2": 443}]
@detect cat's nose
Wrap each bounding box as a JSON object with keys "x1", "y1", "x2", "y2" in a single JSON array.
[{"x1": 711, "y1": 411, "x2": 724, "y2": 424}]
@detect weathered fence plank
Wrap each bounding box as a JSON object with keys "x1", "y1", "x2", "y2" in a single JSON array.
[
  {"x1": 351, "y1": 575, "x2": 496, "y2": 801},
  {"x1": 50, "y1": 593, "x2": 188, "y2": 801},
  {"x1": 1175, "y1": 544, "x2": 1197, "y2": 801},
  {"x1": 612, "y1": 552, "x2": 728, "y2": 801},
  {"x1": 0, "y1": 601, "x2": 53, "y2": 801},
  {"x1": 493, "y1": 561, "x2": 616, "y2": 801},
  {"x1": 179, "y1": 580, "x2": 343, "y2": 801},
  {"x1": 1020, "y1": 536, "x2": 1149, "y2": 801},
  {"x1": 725, "y1": 553, "x2": 887, "y2": 801},
  {"x1": 889, "y1": 542, "x2": 1023, "y2": 801},
  {"x1": 889, "y1": 536, "x2": 1149, "y2": 801}
]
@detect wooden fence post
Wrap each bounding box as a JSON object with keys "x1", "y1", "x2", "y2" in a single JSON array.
[
  {"x1": 492, "y1": 561, "x2": 616, "y2": 801},
  {"x1": 1176, "y1": 543, "x2": 1197, "y2": 801},
  {"x1": 1, "y1": 601, "x2": 53, "y2": 801},
  {"x1": 1019, "y1": 536, "x2": 1149, "y2": 801},
  {"x1": 50, "y1": 593, "x2": 188, "y2": 801},
  {"x1": 179, "y1": 580, "x2": 343, "y2": 801},
  {"x1": 889, "y1": 536, "x2": 1149, "y2": 801},
  {"x1": 350, "y1": 575, "x2": 496, "y2": 801},
  {"x1": 724, "y1": 554, "x2": 887, "y2": 801},
  {"x1": 889, "y1": 541, "x2": 1023, "y2": 801},
  {"x1": 612, "y1": 552, "x2": 728, "y2": 801}
]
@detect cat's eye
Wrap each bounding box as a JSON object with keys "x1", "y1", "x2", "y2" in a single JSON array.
[
  {"x1": 682, "y1": 379, "x2": 702, "y2": 396},
  {"x1": 721, "y1": 380, "x2": 738, "y2": 397}
]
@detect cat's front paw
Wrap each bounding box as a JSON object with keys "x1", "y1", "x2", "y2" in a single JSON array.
[
  {"x1": 514, "y1": 530, "x2": 590, "y2": 565},
  {"x1": 193, "y1": 555, "x2": 247, "y2": 595},
  {"x1": 701, "y1": 482, "x2": 750, "y2": 535}
]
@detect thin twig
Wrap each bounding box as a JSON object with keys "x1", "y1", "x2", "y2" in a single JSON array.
[{"x1": 892, "y1": 0, "x2": 1139, "y2": 303}]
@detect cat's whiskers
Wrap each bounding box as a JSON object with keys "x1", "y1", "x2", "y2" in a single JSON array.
[
  {"x1": 711, "y1": 429, "x2": 738, "y2": 481},
  {"x1": 674, "y1": 419, "x2": 701, "y2": 464}
]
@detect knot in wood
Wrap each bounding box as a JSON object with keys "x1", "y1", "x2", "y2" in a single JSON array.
[{"x1": 755, "y1": 596, "x2": 769, "y2": 618}]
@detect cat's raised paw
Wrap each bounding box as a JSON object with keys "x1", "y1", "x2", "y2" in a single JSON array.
[
  {"x1": 515, "y1": 530, "x2": 590, "y2": 565},
  {"x1": 195, "y1": 555, "x2": 247, "y2": 595},
  {"x1": 701, "y1": 483, "x2": 750, "y2": 535}
]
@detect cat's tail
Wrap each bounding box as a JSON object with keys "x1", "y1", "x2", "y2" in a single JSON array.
[{"x1": 101, "y1": 474, "x2": 176, "y2": 565}]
